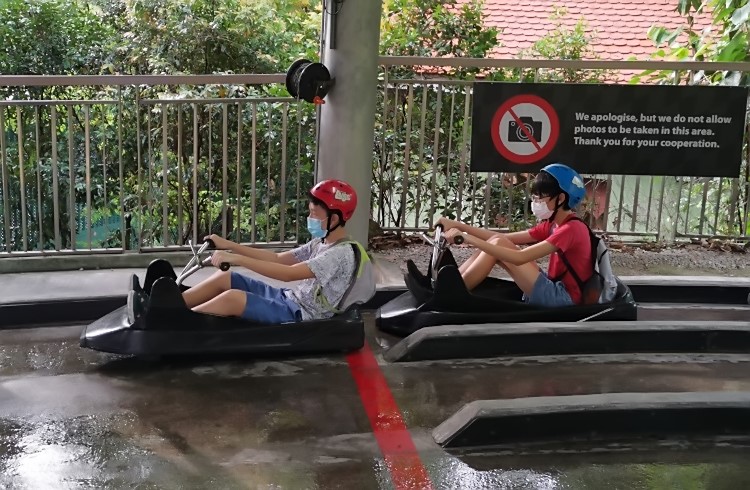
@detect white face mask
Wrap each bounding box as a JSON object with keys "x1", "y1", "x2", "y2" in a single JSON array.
[{"x1": 531, "y1": 200, "x2": 554, "y2": 220}]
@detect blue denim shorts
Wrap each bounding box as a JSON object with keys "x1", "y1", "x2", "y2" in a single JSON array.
[
  {"x1": 230, "y1": 272, "x2": 302, "y2": 323},
  {"x1": 523, "y1": 272, "x2": 574, "y2": 308}
]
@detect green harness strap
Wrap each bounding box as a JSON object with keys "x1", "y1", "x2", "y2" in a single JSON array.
[{"x1": 314, "y1": 237, "x2": 371, "y2": 314}]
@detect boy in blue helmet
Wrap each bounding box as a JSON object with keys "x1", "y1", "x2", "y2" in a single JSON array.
[{"x1": 439, "y1": 163, "x2": 592, "y2": 307}]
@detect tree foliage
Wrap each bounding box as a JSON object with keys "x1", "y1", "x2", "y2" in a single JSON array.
[
  {"x1": 0, "y1": 0, "x2": 112, "y2": 76},
  {"x1": 518, "y1": 7, "x2": 611, "y2": 84}
]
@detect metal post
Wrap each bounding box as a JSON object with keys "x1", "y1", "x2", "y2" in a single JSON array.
[{"x1": 317, "y1": 0, "x2": 383, "y2": 244}]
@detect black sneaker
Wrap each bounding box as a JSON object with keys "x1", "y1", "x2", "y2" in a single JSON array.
[
  {"x1": 129, "y1": 273, "x2": 143, "y2": 293},
  {"x1": 126, "y1": 289, "x2": 149, "y2": 324},
  {"x1": 407, "y1": 260, "x2": 432, "y2": 290}
]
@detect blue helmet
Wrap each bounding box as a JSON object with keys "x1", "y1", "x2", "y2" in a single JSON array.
[{"x1": 541, "y1": 163, "x2": 586, "y2": 209}]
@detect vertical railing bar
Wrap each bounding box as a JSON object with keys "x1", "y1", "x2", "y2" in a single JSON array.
[
  {"x1": 135, "y1": 89, "x2": 143, "y2": 251},
  {"x1": 655, "y1": 176, "x2": 667, "y2": 241},
  {"x1": 602, "y1": 175, "x2": 612, "y2": 233},
  {"x1": 177, "y1": 104, "x2": 184, "y2": 246},
  {"x1": 399, "y1": 84, "x2": 414, "y2": 230},
  {"x1": 101, "y1": 106, "x2": 108, "y2": 248},
  {"x1": 192, "y1": 104, "x2": 199, "y2": 245},
  {"x1": 378, "y1": 66, "x2": 389, "y2": 228},
  {"x1": 684, "y1": 176, "x2": 695, "y2": 235},
  {"x1": 457, "y1": 86, "x2": 471, "y2": 221},
  {"x1": 414, "y1": 84, "x2": 428, "y2": 228},
  {"x1": 630, "y1": 175, "x2": 641, "y2": 232},
  {"x1": 445, "y1": 90, "x2": 456, "y2": 216},
  {"x1": 509, "y1": 173, "x2": 516, "y2": 224},
  {"x1": 51, "y1": 106, "x2": 61, "y2": 250},
  {"x1": 118, "y1": 88, "x2": 124, "y2": 250},
  {"x1": 34, "y1": 106, "x2": 43, "y2": 251},
  {"x1": 207, "y1": 105, "x2": 213, "y2": 236},
  {"x1": 280, "y1": 103, "x2": 288, "y2": 242},
  {"x1": 295, "y1": 100, "x2": 302, "y2": 241},
  {"x1": 161, "y1": 104, "x2": 169, "y2": 247},
  {"x1": 645, "y1": 176, "x2": 654, "y2": 234},
  {"x1": 469, "y1": 172, "x2": 478, "y2": 225},
  {"x1": 428, "y1": 84, "x2": 442, "y2": 228},
  {"x1": 673, "y1": 177, "x2": 684, "y2": 240},
  {"x1": 698, "y1": 178, "x2": 709, "y2": 235},
  {"x1": 615, "y1": 175, "x2": 626, "y2": 233},
  {"x1": 483, "y1": 173, "x2": 493, "y2": 227},
  {"x1": 236, "y1": 102, "x2": 243, "y2": 243},
  {"x1": 0, "y1": 109, "x2": 11, "y2": 252},
  {"x1": 84, "y1": 104, "x2": 92, "y2": 249},
  {"x1": 728, "y1": 179, "x2": 739, "y2": 235},
  {"x1": 523, "y1": 177, "x2": 532, "y2": 223},
  {"x1": 713, "y1": 177, "x2": 724, "y2": 235},
  {"x1": 16, "y1": 107, "x2": 28, "y2": 251},
  {"x1": 68, "y1": 106, "x2": 76, "y2": 250},
  {"x1": 251, "y1": 103, "x2": 257, "y2": 243},
  {"x1": 147, "y1": 103, "x2": 154, "y2": 248},
  {"x1": 221, "y1": 102, "x2": 228, "y2": 238},
  {"x1": 266, "y1": 104, "x2": 272, "y2": 241},
  {"x1": 390, "y1": 85, "x2": 400, "y2": 229}
]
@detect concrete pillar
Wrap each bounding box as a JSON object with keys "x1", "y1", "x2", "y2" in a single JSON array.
[{"x1": 317, "y1": 0, "x2": 383, "y2": 245}]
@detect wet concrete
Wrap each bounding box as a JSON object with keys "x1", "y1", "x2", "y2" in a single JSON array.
[{"x1": 2, "y1": 315, "x2": 750, "y2": 489}]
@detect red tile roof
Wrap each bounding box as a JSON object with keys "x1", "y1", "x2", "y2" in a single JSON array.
[{"x1": 476, "y1": 0, "x2": 712, "y2": 60}]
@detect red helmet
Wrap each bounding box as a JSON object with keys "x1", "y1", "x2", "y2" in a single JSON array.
[{"x1": 309, "y1": 179, "x2": 358, "y2": 221}]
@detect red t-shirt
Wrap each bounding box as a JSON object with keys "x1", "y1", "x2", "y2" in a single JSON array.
[{"x1": 528, "y1": 216, "x2": 592, "y2": 305}]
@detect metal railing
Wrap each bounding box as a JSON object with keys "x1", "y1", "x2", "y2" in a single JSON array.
[
  {"x1": 0, "y1": 58, "x2": 748, "y2": 261},
  {"x1": 373, "y1": 57, "x2": 750, "y2": 242},
  {"x1": 0, "y1": 74, "x2": 317, "y2": 256}
]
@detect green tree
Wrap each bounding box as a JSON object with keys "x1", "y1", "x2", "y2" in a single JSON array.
[
  {"x1": 96, "y1": 0, "x2": 318, "y2": 75},
  {"x1": 0, "y1": 0, "x2": 112, "y2": 77},
  {"x1": 518, "y1": 7, "x2": 611, "y2": 84}
]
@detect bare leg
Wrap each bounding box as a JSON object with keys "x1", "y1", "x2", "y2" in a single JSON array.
[
  {"x1": 459, "y1": 233, "x2": 501, "y2": 274},
  {"x1": 182, "y1": 270, "x2": 232, "y2": 308},
  {"x1": 193, "y1": 289, "x2": 247, "y2": 317},
  {"x1": 459, "y1": 249, "x2": 484, "y2": 275},
  {"x1": 460, "y1": 235, "x2": 541, "y2": 295}
]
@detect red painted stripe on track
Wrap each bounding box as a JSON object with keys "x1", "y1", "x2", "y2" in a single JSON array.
[{"x1": 346, "y1": 344, "x2": 434, "y2": 490}]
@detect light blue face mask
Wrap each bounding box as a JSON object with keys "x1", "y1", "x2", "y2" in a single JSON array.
[{"x1": 307, "y1": 217, "x2": 327, "y2": 239}]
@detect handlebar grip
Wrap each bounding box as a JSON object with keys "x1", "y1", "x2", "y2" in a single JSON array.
[
  {"x1": 453, "y1": 234, "x2": 464, "y2": 245},
  {"x1": 435, "y1": 223, "x2": 444, "y2": 230},
  {"x1": 219, "y1": 262, "x2": 230, "y2": 272},
  {"x1": 205, "y1": 238, "x2": 216, "y2": 249}
]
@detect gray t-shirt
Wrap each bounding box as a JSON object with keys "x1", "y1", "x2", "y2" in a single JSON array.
[{"x1": 286, "y1": 238, "x2": 356, "y2": 320}]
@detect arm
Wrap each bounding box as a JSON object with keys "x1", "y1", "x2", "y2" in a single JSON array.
[
  {"x1": 437, "y1": 218, "x2": 536, "y2": 245},
  {"x1": 503, "y1": 230, "x2": 536, "y2": 245},
  {"x1": 276, "y1": 250, "x2": 303, "y2": 266},
  {"x1": 461, "y1": 233, "x2": 557, "y2": 266},
  {"x1": 219, "y1": 253, "x2": 315, "y2": 282},
  {"x1": 456, "y1": 224, "x2": 537, "y2": 245},
  {"x1": 207, "y1": 234, "x2": 282, "y2": 262}
]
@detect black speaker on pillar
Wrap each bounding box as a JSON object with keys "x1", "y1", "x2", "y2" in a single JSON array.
[{"x1": 286, "y1": 59, "x2": 334, "y2": 105}]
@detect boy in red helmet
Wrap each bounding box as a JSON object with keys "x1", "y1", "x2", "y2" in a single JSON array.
[{"x1": 180, "y1": 179, "x2": 372, "y2": 322}]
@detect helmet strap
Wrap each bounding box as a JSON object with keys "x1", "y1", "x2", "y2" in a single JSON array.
[
  {"x1": 549, "y1": 193, "x2": 565, "y2": 222},
  {"x1": 323, "y1": 212, "x2": 342, "y2": 240}
]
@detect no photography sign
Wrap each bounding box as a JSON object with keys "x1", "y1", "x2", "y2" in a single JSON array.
[
  {"x1": 471, "y1": 82, "x2": 749, "y2": 177},
  {"x1": 491, "y1": 94, "x2": 560, "y2": 164}
]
